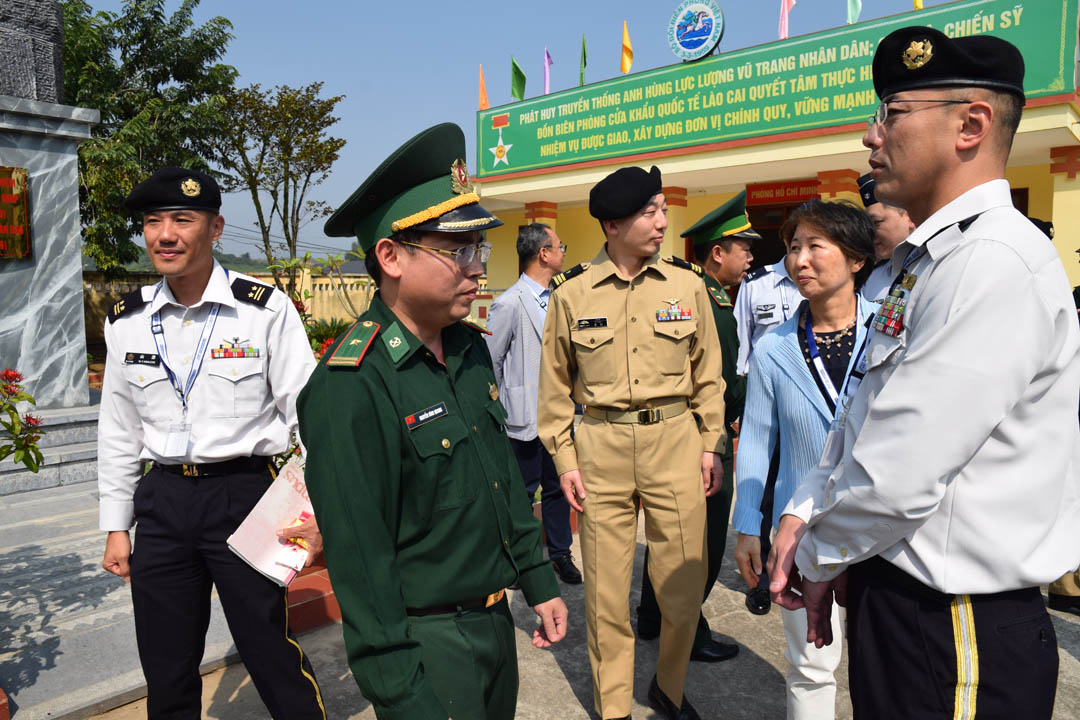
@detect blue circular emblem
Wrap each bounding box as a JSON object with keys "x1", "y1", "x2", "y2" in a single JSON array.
[{"x1": 668, "y1": 0, "x2": 725, "y2": 61}]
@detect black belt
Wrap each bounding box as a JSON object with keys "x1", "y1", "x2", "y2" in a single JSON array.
[
  {"x1": 406, "y1": 589, "x2": 506, "y2": 616},
  {"x1": 154, "y1": 456, "x2": 272, "y2": 478}
]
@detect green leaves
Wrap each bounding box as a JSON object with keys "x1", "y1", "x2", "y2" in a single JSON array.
[
  {"x1": 214, "y1": 82, "x2": 346, "y2": 298},
  {"x1": 61, "y1": 0, "x2": 238, "y2": 273},
  {"x1": 0, "y1": 369, "x2": 44, "y2": 473}
]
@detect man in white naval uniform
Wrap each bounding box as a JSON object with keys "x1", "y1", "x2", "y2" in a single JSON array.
[
  {"x1": 856, "y1": 173, "x2": 914, "y2": 303},
  {"x1": 97, "y1": 167, "x2": 325, "y2": 719},
  {"x1": 732, "y1": 260, "x2": 800, "y2": 375},
  {"x1": 770, "y1": 27, "x2": 1080, "y2": 719}
]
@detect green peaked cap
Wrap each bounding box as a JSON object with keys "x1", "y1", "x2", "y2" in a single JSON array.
[
  {"x1": 680, "y1": 190, "x2": 761, "y2": 246},
  {"x1": 324, "y1": 123, "x2": 502, "y2": 252}
]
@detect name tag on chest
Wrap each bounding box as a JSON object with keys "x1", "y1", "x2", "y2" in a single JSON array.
[
  {"x1": 577, "y1": 317, "x2": 607, "y2": 329},
  {"x1": 405, "y1": 402, "x2": 448, "y2": 430},
  {"x1": 125, "y1": 352, "x2": 160, "y2": 367}
]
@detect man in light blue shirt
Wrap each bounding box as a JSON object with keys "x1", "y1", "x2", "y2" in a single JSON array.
[{"x1": 486, "y1": 223, "x2": 581, "y2": 584}]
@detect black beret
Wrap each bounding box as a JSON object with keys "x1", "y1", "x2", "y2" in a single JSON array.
[
  {"x1": 589, "y1": 165, "x2": 663, "y2": 220},
  {"x1": 858, "y1": 173, "x2": 877, "y2": 208},
  {"x1": 873, "y1": 26, "x2": 1025, "y2": 101},
  {"x1": 125, "y1": 166, "x2": 222, "y2": 213}
]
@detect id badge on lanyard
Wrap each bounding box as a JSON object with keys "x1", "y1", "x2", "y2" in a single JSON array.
[{"x1": 150, "y1": 283, "x2": 222, "y2": 457}]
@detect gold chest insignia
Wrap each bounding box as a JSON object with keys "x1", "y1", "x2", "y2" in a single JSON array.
[
  {"x1": 489, "y1": 382, "x2": 499, "y2": 401},
  {"x1": 180, "y1": 178, "x2": 202, "y2": 197},
  {"x1": 902, "y1": 40, "x2": 933, "y2": 70},
  {"x1": 451, "y1": 159, "x2": 474, "y2": 195}
]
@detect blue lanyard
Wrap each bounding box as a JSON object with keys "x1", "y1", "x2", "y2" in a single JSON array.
[
  {"x1": 149, "y1": 272, "x2": 227, "y2": 410},
  {"x1": 804, "y1": 311, "x2": 843, "y2": 413}
]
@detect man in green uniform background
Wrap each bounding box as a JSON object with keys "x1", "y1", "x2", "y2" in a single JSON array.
[
  {"x1": 636, "y1": 191, "x2": 755, "y2": 663},
  {"x1": 298, "y1": 123, "x2": 567, "y2": 720}
]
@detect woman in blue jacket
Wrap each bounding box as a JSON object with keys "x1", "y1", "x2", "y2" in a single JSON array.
[{"x1": 733, "y1": 199, "x2": 875, "y2": 719}]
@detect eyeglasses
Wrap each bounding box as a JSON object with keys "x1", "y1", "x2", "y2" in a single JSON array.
[
  {"x1": 397, "y1": 239, "x2": 492, "y2": 267},
  {"x1": 542, "y1": 243, "x2": 568, "y2": 253},
  {"x1": 866, "y1": 98, "x2": 972, "y2": 128}
]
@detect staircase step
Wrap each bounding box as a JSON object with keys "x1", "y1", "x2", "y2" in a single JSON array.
[
  {"x1": 35, "y1": 406, "x2": 99, "y2": 449},
  {"x1": 0, "y1": 442, "x2": 97, "y2": 495}
]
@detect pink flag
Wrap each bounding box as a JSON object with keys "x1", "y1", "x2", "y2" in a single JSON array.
[
  {"x1": 779, "y1": 0, "x2": 797, "y2": 39},
  {"x1": 544, "y1": 47, "x2": 554, "y2": 94}
]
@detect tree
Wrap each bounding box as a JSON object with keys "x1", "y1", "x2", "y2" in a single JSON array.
[
  {"x1": 61, "y1": 0, "x2": 236, "y2": 272},
  {"x1": 214, "y1": 82, "x2": 346, "y2": 299}
]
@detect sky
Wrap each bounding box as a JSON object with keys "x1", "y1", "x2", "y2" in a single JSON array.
[{"x1": 88, "y1": 0, "x2": 952, "y2": 257}]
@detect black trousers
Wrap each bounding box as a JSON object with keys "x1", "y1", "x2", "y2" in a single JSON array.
[
  {"x1": 847, "y1": 556, "x2": 1058, "y2": 720},
  {"x1": 509, "y1": 437, "x2": 573, "y2": 558},
  {"x1": 130, "y1": 465, "x2": 325, "y2": 719}
]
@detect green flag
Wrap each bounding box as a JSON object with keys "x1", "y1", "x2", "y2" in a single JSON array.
[
  {"x1": 511, "y1": 57, "x2": 526, "y2": 101},
  {"x1": 847, "y1": 0, "x2": 862, "y2": 23},
  {"x1": 580, "y1": 34, "x2": 587, "y2": 86}
]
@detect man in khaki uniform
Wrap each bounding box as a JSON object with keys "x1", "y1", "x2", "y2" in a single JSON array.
[{"x1": 538, "y1": 165, "x2": 727, "y2": 720}]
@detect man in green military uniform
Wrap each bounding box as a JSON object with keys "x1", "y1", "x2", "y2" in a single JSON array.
[
  {"x1": 298, "y1": 123, "x2": 567, "y2": 720},
  {"x1": 636, "y1": 191, "x2": 755, "y2": 662}
]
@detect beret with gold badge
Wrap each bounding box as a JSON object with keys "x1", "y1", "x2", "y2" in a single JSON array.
[
  {"x1": 872, "y1": 26, "x2": 1025, "y2": 101},
  {"x1": 124, "y1": 166, "x2": 221, "y2": 213}
]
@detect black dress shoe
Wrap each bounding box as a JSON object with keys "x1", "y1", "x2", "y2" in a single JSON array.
[
  {"x1": 746, "y1": 586, "x2": 772, "y2": 615},
  {"x1": 690, "y1": 636, "x2": 739, "y2": 663},
  {"x1": 1049, "y1": 592, "x2": 1080, "y2": 616},
  {"x1": 552, "y1": 554, "x2": 583, "y2": 584},
  {"x1": 636, "y1": 610, "x2": 660, "y2": 641},
  {"x1": 647, "y1": 675, "x2": 701, "y2": 720}
]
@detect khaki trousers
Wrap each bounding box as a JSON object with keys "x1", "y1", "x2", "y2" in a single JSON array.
[
  {"x1": 1050, "y1": 567, "x2": 1080, "y2": 596},
  {"x1": 576, "y1": 410, "x2": 707, "y2": 719}
]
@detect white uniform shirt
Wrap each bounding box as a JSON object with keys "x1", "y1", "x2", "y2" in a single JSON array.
[
  {"x1": 98, "y1": 262, "x2": 316, "y2": 531},
  {"x1": 733, "y1": 261, "x2": 800, "y2": 374},
  {"x1": 787, "y1": 180, "x2": 1080, "y2": 593},
  {"x1": 859, "y1": 260, "x2": 893, "y2": 304}
]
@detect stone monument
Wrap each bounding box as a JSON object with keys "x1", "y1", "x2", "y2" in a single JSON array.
[{"x1": 0, "y1": 0, "x2": 98, "y2": 408}]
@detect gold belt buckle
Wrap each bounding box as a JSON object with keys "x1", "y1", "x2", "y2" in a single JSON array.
[
  {"x1": 637, "y1": 408, "x2": 662, "y2": 424},
  {"x1": 182, "y1": 463, "x2": 199, "y2": 477}
]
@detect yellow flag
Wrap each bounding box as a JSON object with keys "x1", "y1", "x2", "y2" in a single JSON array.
[
  {"x1": 914, "y1": 0, "x2": 923, "y2": 8},
  {"x1": 621, "y1": 20, "x2": 633, "y2": 74}
]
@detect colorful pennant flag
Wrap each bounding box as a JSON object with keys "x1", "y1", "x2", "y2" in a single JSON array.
[
  {"x1": 847, "y1": 0, "x2": 862, "y2": 24},
  {"x1": 580, "y1": 34, "x2": 587, "y2": 86},
  {"x1": 478, "y1": 64, "x2": 489, "y2": 110},
  {"x1": 544, "y1": 47, "x2": 554, "y2": 95},
  {"x1": 914, "y1": 0, "x2": 924, "y2": 7},
  {"x1": 620, "y1": 21, "x2": 633, "y2": 74},
  {"x1": 511, "y1": 57, "x2": 526, "y2": 101},
  {"x1": 779, "y1": 0, "x2": 797, "y2": 39}
]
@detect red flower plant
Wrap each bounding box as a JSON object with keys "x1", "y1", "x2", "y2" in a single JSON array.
[{"x1": 0, "y1": 368, "x2": 44, "y2": 472}]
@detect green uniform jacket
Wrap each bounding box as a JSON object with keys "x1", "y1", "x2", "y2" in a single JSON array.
[
  {"x1": 704, "y1": 274, "x2": 746, "y2": 441},
  {"x1": 297, "y1": 293, "x2": 560, "y2": 720}
]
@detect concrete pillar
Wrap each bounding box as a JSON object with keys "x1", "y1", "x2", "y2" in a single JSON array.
[
  {"x1": 662, "y1": 186, "x2": 689, "y2": 259},
  {"x1": 817, "y1": 169, "x2": 862, "y2": 206},
  {"x1": 524, "y1": 201, "x2": 558, "y2": 232},
  {"x1": 1050, "y1": 146, "x2": 1080, "y2": 288}
]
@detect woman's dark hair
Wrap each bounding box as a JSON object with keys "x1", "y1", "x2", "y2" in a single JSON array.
[{"x1": 780, "y1": 199, "x2": 876, "y2": 290}]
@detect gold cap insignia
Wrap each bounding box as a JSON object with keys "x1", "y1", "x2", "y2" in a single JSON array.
[
  {"x1": 902, "y1": 40, "x2": 933, "y2": 70},
  {"x1": 180, "y1": 178, "x2": 202, "y2": 197},
  {"x1": 451, "y1": 159, "x2": 474, "y2": 195},
  {"x1": 489, "y1": 382, "x2": 499, "y2": 401}
]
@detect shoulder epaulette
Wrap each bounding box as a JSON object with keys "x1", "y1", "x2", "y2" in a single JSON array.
[
  {"x1": 325, "y1": 319, "x2": 381, "y2": 368},
  {"x1": 552, "y1": 263, "x2": 588, "y2": 289},
  {"x1": 664, "y1": 256, "x2": 703, "y2": 276},
  {"x1": 460, "y1": 319, "x2": 492, "y2": 335},
  {"x1": 707, "y1": 285, "x2": 732, "y2": 308},
  {"x1": 745, "y1": 265, "x2": 770, "y2": 282},
  {"x1": 107, "y1": 288, "x2": 148, "y2": 323},
  {"x1": 231, "y1": 278, "x2": 274, "y2": 307}
]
